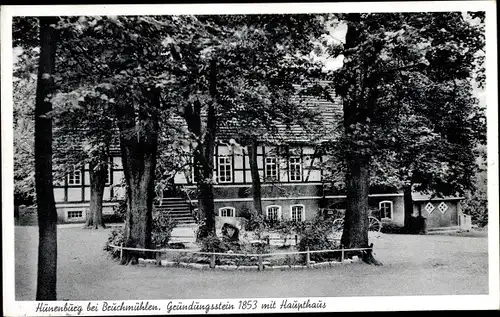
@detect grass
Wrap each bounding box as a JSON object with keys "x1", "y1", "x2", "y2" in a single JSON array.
[{"x1": 14, "y1": 226, "x2": 488, "y2": 300}]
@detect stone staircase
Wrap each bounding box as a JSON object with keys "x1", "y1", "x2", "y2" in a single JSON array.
[{"x1": 155, "y1": 197, "x2": 197, "y2": 226}]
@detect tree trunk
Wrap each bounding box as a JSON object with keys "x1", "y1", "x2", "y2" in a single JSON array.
[
  {"x1": 341, "y1": 156, "x2": 370, "y2": 248},
  {"x1": 35, "y1": 17, "x2": 58, "y2": 301},
  {"x1": 403, "y1": 185, "x2": 414, "y2": 233},
  {"x1": 339, "y1": 14, "x2": 381, "y2": 265},
  {"x1": 341, "y1": 156, "x2": 381, "y2": 265},
  {"x1": 85, "y1": 149, "x2": 108, "y2": 229},
  {"x1": 248, "y1": 138, "x2": 263, "y2": 215},
  {"x1": 115, "y1": 89, "x2": 159, "y2": 265}
]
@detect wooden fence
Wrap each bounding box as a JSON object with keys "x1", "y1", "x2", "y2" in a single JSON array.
[{"x1": 107, "y1": 243, "x2": 374, "y2": 270}]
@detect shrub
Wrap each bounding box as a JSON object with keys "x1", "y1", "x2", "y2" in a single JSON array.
[
  {"x1": 152, "y1": 209, "x2": 177, "y2": 249},
  {"x1": 380, "y1": 220, "x2": 406, "y2": 234},
  {"x1": 297, "y1": 216, "x2": 339, "y2": 263},
  {"x1": 199, "y1": 235, "x2": 228, "y2": 253},
  {"x1": 240, "y1": 207, "x2": 267, "y2": 232},
  {"x1": 104, "y1": 208, "x2": 177, "y2": 258},
  {"x1": 103, "y1": 227, "x2": 125, "y2": 259},
  {"x1": 195, "y1": 219, "x2": 209, "y2": 242},
  {"x1": 269, "y1": 254, "x2": 302, "y2": 267}
]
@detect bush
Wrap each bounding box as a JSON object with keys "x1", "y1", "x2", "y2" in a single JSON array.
[
  {"x1": 195, "y1": 219, "x2": 209, "y2": 241},
  {"x1": 152, "y1": 209, "x2": 177, "y2": 249},
  {"x1": 104, "y1": 208, "x2": 177, "y2": 258},
  {"x1": 199, "y1": 235, "x2": 229, "y2": 253},
  {"x1": 297, "y1": 216, "x2": 339, "y2": 263},
  {"x1": 380, "y1": 220, "x2": 406, "y2": 234},
  {"x1": 240, "y1": 207, "x2": 267, "y2": 232},
  {"x1": 269, "y1": 255, "x2": 302, "y2": 267},
  {"x1": 463, "y1": 191, "x2": 488, "y2": 227},
  {"x1": 104, "y1": 227, "x2": 125, "y2": 259}
]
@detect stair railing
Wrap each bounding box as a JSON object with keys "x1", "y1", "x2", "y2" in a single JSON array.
[{"x1": 179, "y1": 186, "x2": 198, "y2": 223}]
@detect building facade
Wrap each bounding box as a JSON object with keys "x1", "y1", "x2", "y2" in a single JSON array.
[{"x1": 53, "y1": 142, "x2": 463, "y2": 229}]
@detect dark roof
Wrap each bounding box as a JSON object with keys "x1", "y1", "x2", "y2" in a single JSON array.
[
  {"x1": 216, "y1": 89, "x2": 342, "y2": 144},
  {"x1": 54, "y1": 82, "x2": 342, "y2": 154}
]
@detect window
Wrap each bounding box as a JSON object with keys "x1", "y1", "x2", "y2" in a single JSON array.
[
  {"x1": 266, "y1": 205, "x2": 282, "y2": 221},
  {"x1": 289, "y1": 157, "x2": 302, "y2": 181},
  {"x1": 425, "y1": 202, "x2": 435, "y2": 214},
  {"x1": 217, "y1": 156, "x2": 232, "y2": 183},
  {"x1": 265, "y1": 157, "x2": 278, "y2": 181},
  {"x1": 219, "y1": 207, "x2": 235, "y2": 217},
  {"x1": 67, "y1": 167, "x2": 82, "y2": 185},
  {"x1": 438, "y1": 202, "x2": 449, "y2": 214},
  {"x1": 67, "y1": 210, "x2": 83, "y2": 219},
  {"x1": 379, "y1": 201, "x2": 393, "y2": 219},
  {"x1": 290, "y1": 205, "x2": 304, "y2": 222}
]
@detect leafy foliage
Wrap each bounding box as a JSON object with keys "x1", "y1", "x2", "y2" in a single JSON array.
[
  {"x1": 462, "y1": 149, "x2": 488, "y2": 227},
  {"x1": 13, "y1": 35, "x2": 39, "y2": 205},
  {"x1": 297, "y1": 217, "x2": 339, "y2": 262},
  {"x1": 103, "y1": 208, "x2": 176, "y2": 258},
  {"x1": 325, "y1": 12, "x2": 485, "y2": 196},
  {"x1": 151, "y1": 210, "x2": 177, "y2": 248},
  {"x1": 319, "y1": 13, "x2": 486, "y2": 247},
  {"x1": 240, "y1": 207, "x2": 266, "y2": 232},
  {"x1": 104, "y1": 227, "x2": 125, "y2": 259},
  {"x1": 199, "y1": 235, "x2": 228, "y2": 253}
]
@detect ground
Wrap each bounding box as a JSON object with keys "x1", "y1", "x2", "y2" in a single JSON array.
[{"x1": 14, "y1": 225, "x2": 488, "y2": 300}]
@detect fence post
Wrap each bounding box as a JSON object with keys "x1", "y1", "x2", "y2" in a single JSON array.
[
  {"x1": 258, "y1": 254, "x2": 263, "y2": 271},
  {"x1": 155, "y1": 251, "x2": 161, "y2": 266},
  {"x1": 210, "y1": 253, "x2": 216, "y2": 269},
  {"x1": 120, "y1": 243, "x2": 123, "y2": 263},
  {"x1": 295, "y1": 234, "x2": 298, "y2": 245},
  {"x1": 340, "y1": 244, "x2": 344, "y2": 263},
  {"x1": 306, "y1": 247, "x2": 311, "y2": 267}
]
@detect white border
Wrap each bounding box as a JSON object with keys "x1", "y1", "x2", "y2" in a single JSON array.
[{"x1": 1, "y1": 1, "x2": 499, "y2": 315}]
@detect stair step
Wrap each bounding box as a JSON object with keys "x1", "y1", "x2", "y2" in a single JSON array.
[
  {"x1": 173, "y1": 216, "x2": 196, "y2": 220},
  {"x1": 156, "y1": 207, "x2": 190, "y2": 211},
  {"x1": 158, "y1": 211, "x2": 191, "y2": 215},
  {"x1": 156, "y1": 206, "x2": 190, "y2": 209},
  {"x1": 156, "y1": 203, "x2": 190, "y2": 206},
  {"x1": 158, "y1": 202, "x2": 189, "y2": 204}
]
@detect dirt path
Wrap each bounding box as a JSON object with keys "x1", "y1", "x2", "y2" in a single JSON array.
[{"x1": 14, "y1": 226, "x2": 488, "y2": 300}]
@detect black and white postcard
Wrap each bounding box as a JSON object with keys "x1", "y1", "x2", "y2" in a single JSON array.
[{"x1": 1, "y1": 1, "x2": 498, "y2": 315}]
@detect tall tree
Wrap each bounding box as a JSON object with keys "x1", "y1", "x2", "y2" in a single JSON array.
[
  {"x1": 327, "y1": 12, "x2": 485, "y2": 261},
  {"x1": 331, "y1": 13, "x2": 384, "y2": 264},
  {"x1": 170, "y1": 15, "x2": 327, "y2": 234},
  {"x1": 34, "y1": 16, "x2": 59, "y2": 300},
  {"x1": 13, "y1": 48, "x2": 37, "y2": 206},
  {"x1": 54, "y1": 16, "x2": 201, "y2": 263},
  {"x1": 51, "y1": 93, "x2": 115, "y2": 229},
  {"x1": 356, "y1": 12, "x2": 485, "y2": 231}
]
